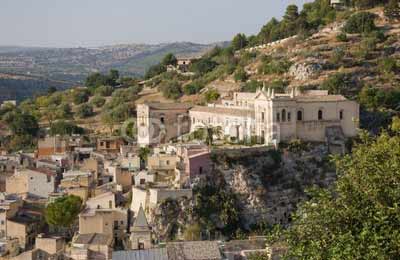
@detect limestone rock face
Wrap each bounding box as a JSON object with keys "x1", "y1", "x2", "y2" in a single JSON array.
[{"x1": 289, "y1": 62, "x2": 323, "y2": 81}]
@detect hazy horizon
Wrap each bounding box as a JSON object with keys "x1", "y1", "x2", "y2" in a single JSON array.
[{"x1": 1, "y1": 0, "x2": 311, "y2": 48}]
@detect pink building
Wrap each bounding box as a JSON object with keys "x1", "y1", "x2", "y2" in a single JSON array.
[{"x1": 176, "y1": 144, "x2": 212, "y2": 186}]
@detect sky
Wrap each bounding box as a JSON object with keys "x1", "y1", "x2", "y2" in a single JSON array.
[{"x1": 1, "y1": 0, "x2": 312, "y2": 48}]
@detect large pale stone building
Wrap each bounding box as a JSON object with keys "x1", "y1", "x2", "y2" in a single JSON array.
[
  {"x1": 190, "y1": 88, "x2": 359, "y2": 145},
  {"x1": 136, "y1": 88, "x2": 359, "y2": 146}
]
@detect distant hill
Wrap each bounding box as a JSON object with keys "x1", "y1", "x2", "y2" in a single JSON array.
[{"x1": 0, "y1": 42, "x2": 227, "y2": 101}]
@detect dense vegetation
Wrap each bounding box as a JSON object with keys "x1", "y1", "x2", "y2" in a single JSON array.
[{"x1": 267, "y1": 121, "x2": 400, "y2": 259}]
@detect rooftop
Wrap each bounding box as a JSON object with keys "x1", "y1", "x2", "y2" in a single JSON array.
[
  {"x1": 167, "y1": 241, "x2": 222, "y2": 260},
  {"x1": 132, "y1": 206, "x2": 150, "y2": 232},
  {"x1": 142, "y1": 102, "x2": 193, "y2": 110},
  {"x1": 73, "y1": 233, "x2": 112, "y2": 246},
  {"x1": 190, "y1": 106, "x2": 254, "y2": 118},
  {"x1": 113, "y1": 248, "x2": 168, "y2": 260}
]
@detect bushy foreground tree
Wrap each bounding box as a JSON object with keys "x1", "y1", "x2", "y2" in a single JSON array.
[{"x1": 282, "y1": 126, "x2": 400, "y2": 259}]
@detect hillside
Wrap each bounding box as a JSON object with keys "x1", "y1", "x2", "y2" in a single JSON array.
[{"x1": 0, "y1": 42, "x2": 225, "y2": 101}]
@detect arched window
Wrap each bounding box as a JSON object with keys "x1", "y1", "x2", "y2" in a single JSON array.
[
  {"x1": 288, "y1": 112, "x2": 291, "y2": 122},
  {"x1": 297, "y1": 110, "x2": 303, "y2": 121},
  {"x1": 340, "y1": 110, "x2": 344, "y2": 120},
  {"x1": 282, "y1": 109, "x2": 286, "y2": 122},
  {"x1": 318, "y1": 110, "x2": 323, "y2": 120}
]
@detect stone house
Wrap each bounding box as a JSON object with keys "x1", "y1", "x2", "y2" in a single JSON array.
[
  {"x1": 130, "y1": 187, "x2": 192, "y2": 218},
  {"x1": 34, "y1": 234, "x2": 65, "y2": 259},
  {"x1": 133, "y1": 170, "x2": 155, "y2": 187},
  {"x1": 37, "y1": 135, "x2": 82, "y2": 159},
  {"x1": 70, "y1": 233, "x2": 113, "y2": 260},
  {"x1": 0, "y1": 193, "x2": 23, "y2": 238},
  {"x1": 78, "y1": 207, "x2": 128, "y2": 242},
  {"x1": 175, "y1": 144, "x2": 212, "y2": 187},
  {"x1": 6, "y1": 168, "x2": 56, "y2": 199},
  {"x1": 7, "y1": 214, "x2": 42, "y2": 250},
  {"x1": 85, "y1": 191, "x2": 117, "y2": 210},
  {"x1": 137, "y1": 103, "x2": 192, "y2": 146},
  {"x1": 96, "y1": 136, "x2": 125, "y2": 154}
]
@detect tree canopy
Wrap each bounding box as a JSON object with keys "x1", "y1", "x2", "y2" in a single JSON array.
[
  {"x1": 45, "y1": 195, "x2": 82, "y2": 228},
  {"x1": 282, "y1": 128, "x2": 400, "y2": 259}
]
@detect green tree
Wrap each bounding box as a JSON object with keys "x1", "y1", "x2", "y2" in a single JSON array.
[
  {"x1": 159, "y1": 80, "x2": 182, "y2": 100},
  {"x1": 76, "y1": 104, "x2": 94, "y2": 118},
  {"x1": 9, "y1": 112, "x2": 39, "y2": 137},
  {"x1": 384, "y1": 0, "x2": 400, "y2": 21},
  {"x1": 234, "y1": 67, "x2": 248, "y2": 82},
  {"x1": 321, "y1": 73, "x2": 349, "y2": 94},
  {"x1": 95, "y1": 85, "x2": 114, "y2": 97},
  {"x1": 138, "y1": 147, "x2": 150, "y2": 162},
  {"x1": 108, "y1": 69, "x2": 120, "y2": 86},
  {"x1": 45, "y1": 195, "x2": 82, "y2": 236},
  {"x1": 183, "y1": 81, "x2": 204, "y2": 95},
  {"x1": 343, "y1": 12, "x2": 377, "y2": 34},
  {"x1": 190, "y1": 58, "x2": 218, "y2": 75},
  {"x1": 72, "y1": 89, "x2": 90, "y2": 105},
  {"x1": 284, "y1": 131, "x2": 400, "y2": 259},
  {"x1": 162, "y1": 53, "x2": 178, "y2": 66},
  {"x1": 85, "y1": 73, "x2": 107, "y2": 88},
  {"x1": 204, "y1": 89, "x2": 220, "y2": 103},
  {"x1": 231, "y1": 33, "x2": 248, "y2": 51},
  {"x1": 49, "y1": 120, "x2": 84, "y2": 136},
  {"x1": 145, "y1": 64, "x2": 167, "y2": 79},
  {"x1": 91, "y1": 95, "x2": 106, "y2": 108}
]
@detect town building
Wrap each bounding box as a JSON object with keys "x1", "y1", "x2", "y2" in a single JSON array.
[
  {"x1": 70, "y1": 233, "x2": 113, "y2": 260},
  {"x1": 137, "y1": 103, "x2": 192, "y2": 146},
  {"x1": 6, "y1": 168, "x2": 56, "y2": 199},
  {"x1": 96, "y1": 136, "x2": 125, "y2": 154},
  {"x1": 189, "y1": 88, "x2": 359, "y2": 145}
]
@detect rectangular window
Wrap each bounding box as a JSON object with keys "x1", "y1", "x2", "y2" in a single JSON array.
[
  {"x1": 288, "y1": 112, "x2": 291, "y2": 122},
  {"x1": 261, "y1": 112, "x2": 265, "y2": 123},
  {"x1": 276, "y1": 113, "x2": 280, "y2": 122}
]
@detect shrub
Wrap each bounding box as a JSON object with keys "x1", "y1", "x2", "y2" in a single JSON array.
[
  {"x1": 183, "y1": 81, "x2": 205, "y2": 95},
  {"x1": 204, "y1": 89, "x2": 220, "y2": 103},
  {"x1": 336, "y1": 33, "x2": 348, "y2": 42},
  {"x1": 95, "y1": 85, "x2": 114, "y2": 97},
  {"x1": 90, "y1": 95, "x2": 106, "y2": 108},
  {"x1": 72, "y1": 89, "x2": 90, "y2": 105},
  {"x1": 378, "y1": 57, "x2": 398, "y2": 76},
  {"x1": 321, "y1": 73, "x2": 349, "y2": 95},
  {"x1": 330, "y1": 47, "x2": 346, "y2": 64},
  {"x1": 190, "y1": 58, "x2": 218, "y2": 75},
  {"x1": 343, "y1": 12, "x2": 377, "y2": 34},
  {"x1": 161, "y1": 53, "x2": 177, "y2": 66},
  {"x1": 76, "y1": 104, "x2": 93, "y2": 118},
  {"x1": 49, "y1": 120, "x2": 84, "y2": 136},
  {"x1": 241, "y1": 80, "x2": 263, "y2": 92},
  {"x1": 159, "y1": 80, "x2": 182, "y2": 100},
  {"x1": 145, "y1": 64, "x2": 166, "y2": 79},
  {"x1": 234, "y1": 67, "x2": 248, "y2": 82},
  {"x1": 259, "y1": 58, "x2": 292, "y2": 75}
]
